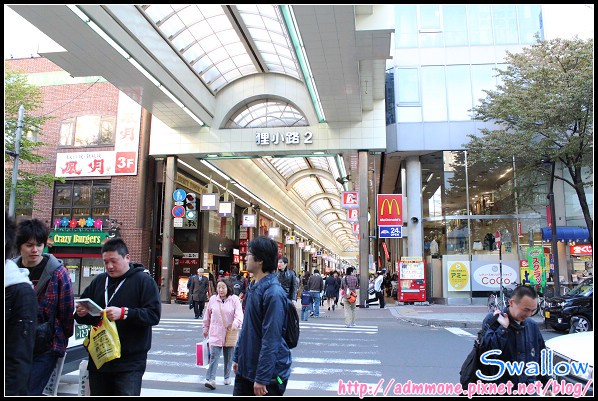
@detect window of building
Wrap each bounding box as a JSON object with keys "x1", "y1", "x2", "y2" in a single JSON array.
[
  {"x1": 396, "y1": 68, "x2": 420, "y2": 104},
  {"x1": 446, "y1": 65, "x2": 473, "y2": 120},
  {"x1": 395, "y1": 6, "x2": 419, "y2": 48},
  {"x1": 443, "y1": 5, "x2": 468, "y2": 46},
  {"x1": 492, "y1": 5, "x2": 519, "y2": 45},
  {"x1": 419, "y1": 4, "x2": 443, "y2": 47},
  {"x1": 467, "y1": 5, "x2": 493, "y2": 46},
  {"x1": 59, "y1": 115, "x2": 116, "y2": 147},
  {"x1": 471, "y1": 64, "x2": 499, "y2": 108},
  {"x1": 52, "y1": 180, "x2": 110, "y2": 227},
  {"x1": 518, "y1": 5, "x2": 542, "y2": 44},
  {"x1": 385, "y1": 69, "x2": 395, "y2": 125},
  {"x1": 421, "y1": 66, "x2": 447, "y2": 121}
]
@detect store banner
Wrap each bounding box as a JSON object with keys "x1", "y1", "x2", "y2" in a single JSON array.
[
  {"x1": 526, "y1": 246, "x2": 547, "y2": 291},
  {"x1": 447, "y1": 260, "x2": 470, "y2": 291}
]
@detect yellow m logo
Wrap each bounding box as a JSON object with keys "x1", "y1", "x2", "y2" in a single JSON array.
[{"x1": 380, "y1": 198, "x2": 401, "y2": 216}]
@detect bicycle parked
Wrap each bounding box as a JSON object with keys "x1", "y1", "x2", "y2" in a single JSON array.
[{"x1": 487, "y1": 281, "x2": 519, "y2": 312}]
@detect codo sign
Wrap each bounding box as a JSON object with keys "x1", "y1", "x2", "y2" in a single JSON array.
[{"x1": 473, "y1": 263, "x2": 518, "y2": 290}]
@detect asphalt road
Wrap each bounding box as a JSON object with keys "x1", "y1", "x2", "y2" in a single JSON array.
[{"x1": 52, "y1": 301, "x2": 566, "y2": 396}]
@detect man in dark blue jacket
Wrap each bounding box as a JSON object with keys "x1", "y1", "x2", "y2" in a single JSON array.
[
  {"x1": 75, "y1": 238, "x2": 161, "y2": 396},
  {"x1": 480, "y1": 285, "x2": 550, "y2": 390},
  {"x1": 232, "y1": 236, "x2": 292, "y2": 396}
]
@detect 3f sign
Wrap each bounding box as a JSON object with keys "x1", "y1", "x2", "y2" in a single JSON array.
[
  {"x1": 377, "y1": 194, "x2": 402, "y2": 226},
  {"x1": 115, "y1": 152, "x2": 137, "y2": 174}
]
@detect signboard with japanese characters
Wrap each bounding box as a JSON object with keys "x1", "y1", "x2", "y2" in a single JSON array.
[
  {"x1": 341, "y1": 191, "x2": 359, "y2": 209},
  {"x1": 255, "y1": 131, "x2": 313, "y2": 146},
  {"x1": 55, "y1": 151, "x2": 138, "y2": 177},
  {"x1": 242, "y1": 214, "x2": 257, "y2": 228},
  {"x1": 346, "y1": 208, "x2": 359, "y2": 223}
]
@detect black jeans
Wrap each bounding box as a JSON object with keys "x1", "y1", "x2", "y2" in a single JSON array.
[
  {"x1": 193, "y1": 300, "x2": 206, "y2": 318},
  {"x1": 376, "y1": 291, "x2": 386, "y2": 308},
  {"x1": 89, "y1": 369, "x2": 144, "y2": 396},
  {"x1": 233, "y1": 374, "x2": 287, "y2": 396}
]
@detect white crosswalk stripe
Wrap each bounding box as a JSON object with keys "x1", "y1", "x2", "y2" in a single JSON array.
[
  {"x1": 444, "y1": 327, "x2": 477, "y2": 338},
  {"x1": 54, "y1": 320, "x2": 381, "y2": 396}
]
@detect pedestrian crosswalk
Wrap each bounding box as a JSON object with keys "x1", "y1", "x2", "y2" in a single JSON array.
[
  {"x1": 53, "y1": 317, "x2": 385, "y2": 396},
  {"x1": 54, "y1": 317, "x2": 486, "y2": 396}
]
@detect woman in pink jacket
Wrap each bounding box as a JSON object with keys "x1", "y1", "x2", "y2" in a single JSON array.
[{"x1": 202, "y1": 279, "x2": 244, "y2": 390}]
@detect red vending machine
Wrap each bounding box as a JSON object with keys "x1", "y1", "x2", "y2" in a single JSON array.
[{"x1": 398, "y1": 257, "x2": 427, "y2": 302}]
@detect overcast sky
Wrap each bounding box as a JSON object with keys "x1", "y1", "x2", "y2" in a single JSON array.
[{"x1": 3, "y1": 4, "x2": 594, "y2": 59}]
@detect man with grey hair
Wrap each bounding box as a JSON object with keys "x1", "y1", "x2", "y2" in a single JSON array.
[{"x1": 188, "y1": 267, "x2": 211, "y2": 319}]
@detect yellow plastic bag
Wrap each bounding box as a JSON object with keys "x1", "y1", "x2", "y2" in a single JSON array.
[{"x1": 83, "y1": 309, "x2": 121, "y2": 369}]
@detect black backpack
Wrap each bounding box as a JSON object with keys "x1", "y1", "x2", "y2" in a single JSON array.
[
  {"x1": 283, "y1": 299, "x2": 300, "y2": 349},
  {"x1": 459, "y1": 316, "x2": 498, "y2": 387}
]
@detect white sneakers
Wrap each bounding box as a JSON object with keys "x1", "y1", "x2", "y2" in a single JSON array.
[
  {"x1": 205, "y1": 380, "x2": 216, "y2": 390},
  {"x1": 224, "y1": 378, "x2": 231, "y2": 385}
]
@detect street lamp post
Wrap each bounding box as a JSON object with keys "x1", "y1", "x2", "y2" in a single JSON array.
[{"x1": 546, "y1": 160, "x2": 561, "y2": 296}]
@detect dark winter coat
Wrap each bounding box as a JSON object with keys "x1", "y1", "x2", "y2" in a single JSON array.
[
  {"x1": 276, "y1": 268, "x2": 296, "y2": 300},
  {"x1": 481, "y1": 308, "x2": 549, "y2": 386},
  {"x1": 188, "y1": 274, "x2": 211, "y2": 302},
  {"x1": 233, "y1": 273, "x2": 291, "y2": 384},
  {"x1": 75, "y1": 264, "x2": 161, "y2": 373}
]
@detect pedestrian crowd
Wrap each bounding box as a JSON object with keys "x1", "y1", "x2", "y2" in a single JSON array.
[{"x1": 6, "y1": 218, "x2": 461, "y2": 397}]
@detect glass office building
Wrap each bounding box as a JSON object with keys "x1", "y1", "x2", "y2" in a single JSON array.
[{"x1": 385, "y1": 5, "x2": 591, "y2": 301}]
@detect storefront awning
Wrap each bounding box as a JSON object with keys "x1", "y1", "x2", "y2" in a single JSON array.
[
  {"x1": 172, "y1": 243, "x2": 184, "y2": 257},
  {"x1": 541, "y1": 227, "x2": 590, "y2": 242}
]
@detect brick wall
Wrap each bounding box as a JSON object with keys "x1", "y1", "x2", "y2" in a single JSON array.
[{"x1": 6, "y1": 57, "x2": 155, "y2": 266}]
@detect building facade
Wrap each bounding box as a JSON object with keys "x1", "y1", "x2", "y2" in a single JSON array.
[{"x1": 384, "y1": 4, "x2": 593, "y2": 303}]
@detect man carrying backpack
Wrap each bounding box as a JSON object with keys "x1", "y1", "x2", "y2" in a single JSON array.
[
  {"x1": 231, "y1": 273, "x2": 247, "y2": 298},
  {"x1": 232, "y1": 236, "x2": 291, "y2": 396}
]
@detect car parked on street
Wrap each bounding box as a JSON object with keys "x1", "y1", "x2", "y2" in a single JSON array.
[
  {"x1": 544, "y1": 331, "x2": 594, "y2": 396},
  {"x1": 544, "y1": 278, "x2": 593, "y2": 332}
]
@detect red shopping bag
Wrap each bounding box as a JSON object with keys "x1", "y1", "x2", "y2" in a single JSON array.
[{"x1": 196, "y1": 340, "x2": 210, "y2": 366}]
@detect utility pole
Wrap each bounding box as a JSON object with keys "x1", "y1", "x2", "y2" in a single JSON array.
[
  {"x1": 547, "y1": 160, "x2": 561, "y2": 296},
  {"x1": 8, "y1": 105, "x2": 24, "y2": 218}
]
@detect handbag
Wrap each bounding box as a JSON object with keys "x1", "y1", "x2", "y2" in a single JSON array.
[
  {"x1": 219, "y1": 300, "x2": 239, "y2": 347},
  {"x1": 343, "y1": 277, "x2": 357, "y2": 303},
  {"x1": 345, "y1": 290, "x2": 357, "y2": 304},
  {"x1": 83, "y1": 309, "x2": 121, "y2": 369},
  {"x1": 33, "y1": 268, "x2": 56, "y2": 354},
  {"x1": 196, "y1": 339, "x2": 210, "y2": 366},
  {"x1": 34, "y1": 318, "x2": 55, "y2": 355}
]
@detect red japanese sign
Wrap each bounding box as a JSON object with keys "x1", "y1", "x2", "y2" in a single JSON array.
[
  {"x1": 346, "y1": 208, "x2": 359, "y2": 222},
  {"x1": 570, "y1": 244, "x2": 592, "y2": 255},
  {"x1": 341, "y1": 191, "x2": 359, "y2": 209}
]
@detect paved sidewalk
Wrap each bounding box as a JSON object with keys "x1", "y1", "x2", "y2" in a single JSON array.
[{"x1": 159, "y1": 298, "x2": 545, "y2": 330}]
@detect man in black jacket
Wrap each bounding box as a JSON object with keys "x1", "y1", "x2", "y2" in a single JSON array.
[
  {"x1": 74, "y1": 238, "x2": 161, "y2": 396},
  {"x1": 276, "y1": 256, "x2": 296, "y2": 301}
]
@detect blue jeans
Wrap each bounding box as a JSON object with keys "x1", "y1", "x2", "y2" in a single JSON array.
[
  {"x1": 28, "y1": 350, "x2": 59, "y2": 395},
  {"x1": 301, "y1": 305, "x2": 311, "y2": 320},
  {"x1": 89, "y1": 369, "x2": 144, "y2": 396},
  {"x1": 206, "y1": 345, "x2": 234, "y2": 382},
  {"x1": 310, "y1": 291, "x2": 321, "y2": 316}
]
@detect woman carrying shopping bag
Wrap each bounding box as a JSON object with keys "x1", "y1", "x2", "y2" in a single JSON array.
[{"x1": 202, "y1": 279, "x2": 243, "y2": 390}]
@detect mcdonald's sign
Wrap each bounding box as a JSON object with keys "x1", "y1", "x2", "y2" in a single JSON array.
[{"x1": 377, "y1": 194, "x2": 402, "y2": 226}]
